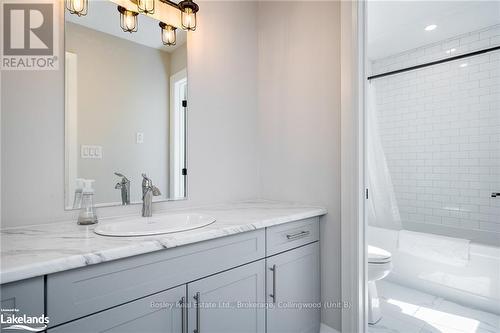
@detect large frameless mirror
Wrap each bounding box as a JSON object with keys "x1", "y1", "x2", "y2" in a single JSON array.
[{"x1": 64, "y1": 1, "x2": 187, "y2": 209}]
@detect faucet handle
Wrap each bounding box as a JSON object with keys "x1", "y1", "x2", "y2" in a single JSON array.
[
  {"x1": 141, "y1": 174, "x2": 161, "y2": 196},
  {"x1": 114, "y1": 172, "x2": 129, "y2": 183},
  {"x1": 142, "y1": 173, "x2": 154, "y2": 187},
  {"x1": 152, "y1": 186, "x2": 161, "y2": 196}
]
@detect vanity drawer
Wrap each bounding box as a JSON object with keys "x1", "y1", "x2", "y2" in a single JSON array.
[
  {"x1": 47, "y1": 285, "x2": 185, "y2": 333},
  {"x1": 47, "y1": 229, "x2": 265, "y2": 326},
  {"x1": 266, "y1": 217, "x2": 319, "y2": 256}
]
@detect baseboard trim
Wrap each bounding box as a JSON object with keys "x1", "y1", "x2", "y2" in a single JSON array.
[{"x1": 320, "y1": 323, "x2": 340, "y2": 333}]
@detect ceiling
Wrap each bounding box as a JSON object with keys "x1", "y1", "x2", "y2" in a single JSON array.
[
  {"x1": 367, "y1": 0, "x2": 500, "y2": 60},
  {"x1": 65, "y1": 1, "x2": 187, "y2": 53}
]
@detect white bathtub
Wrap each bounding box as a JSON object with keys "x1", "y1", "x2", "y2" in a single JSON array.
[{"x1": 368, "y1": 226, "x2": 500, "y2": 315}]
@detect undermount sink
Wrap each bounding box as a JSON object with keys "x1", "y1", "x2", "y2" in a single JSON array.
[{"x1": 94, "y1": 213, "x2": 216, "y2": 237}]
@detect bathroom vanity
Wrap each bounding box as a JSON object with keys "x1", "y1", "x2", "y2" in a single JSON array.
[{"x1": 0, "y1": 202, "x2": 325, "y2": 333}]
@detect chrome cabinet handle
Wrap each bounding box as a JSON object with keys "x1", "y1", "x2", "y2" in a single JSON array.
[
  {"x1": 179, "y1": 296, "x2": 185, "y2": 333},
  {"x1": 286, "y1": 230, "x2": 310, "y2": 240},
  {"x1": 269, "y1": 264, "x2": 277, "y2": 303},
  {"x1": 193, "y1": 292, "x2": 200, "y2": 333}
]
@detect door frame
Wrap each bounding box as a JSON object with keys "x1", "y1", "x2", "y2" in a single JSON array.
[
  {"x1": 340, "y1": 1, "x2": 367, "y2": 332},
  {"x1": 169, "y1": 69, "x2": 188, "y2": 198}
]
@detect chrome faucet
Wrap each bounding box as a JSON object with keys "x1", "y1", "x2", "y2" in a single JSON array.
[
  {"x1": 141, "y1": 174, "x2": 161, "y2": 217},
  {"x1": 114, "y1": 172, "x2": 130, "y2": 206}
]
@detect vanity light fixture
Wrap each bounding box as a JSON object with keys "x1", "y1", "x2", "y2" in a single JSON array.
[
  {"x1": 118, "y1": 6, "x2": 139, "y2": 33},
  {"x1": 65, "y1": 0, "x2": 88, "y2": 16},
  {"x1": 159, "y1": 22, "x2": 177, "y2": 46},
  {"x1": 67, "y1": 0, "x2": 200, "y2": 43},
  {"x1": 178, "y1": 0, "x2": 199, "y2": 31},
  {"x1": 137, "y1": 0, "x2": 154, "y2": 14}
]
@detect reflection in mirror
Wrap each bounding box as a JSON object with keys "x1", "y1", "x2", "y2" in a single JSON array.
[{"x1": 64, "y1": 1, "x2": 187, "y2": 209}]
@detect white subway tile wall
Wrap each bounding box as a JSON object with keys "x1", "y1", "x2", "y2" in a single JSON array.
[{"x1": 371, "y1": 25, "x2": 500, "y2": 237}]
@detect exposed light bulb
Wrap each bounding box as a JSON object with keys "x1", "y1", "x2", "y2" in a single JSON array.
[
  {"x1": 73, "y1": 0, "x2": 84, "y2": 12},
  {"x1": 125, "y1": 16, "x2": 134, "y2": 30}
]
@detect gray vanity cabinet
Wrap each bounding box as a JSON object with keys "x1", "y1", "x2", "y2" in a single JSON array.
[
  {"x1": 47, "y1": 285, "x2": 186, "y2": 333},
  {"x1": 1, "y1": 217, "x2": 321, "y2": 333},
  {"x1": 266, "y1": 242, "x2": 320, "y2": 333},
  {"x1": 187, "y1": 260, "x2": 266, "y2": 333}
]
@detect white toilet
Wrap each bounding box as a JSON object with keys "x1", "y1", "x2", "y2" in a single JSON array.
[{"x1": 367, "y1": 245, "x2": 393, "y2": 325}]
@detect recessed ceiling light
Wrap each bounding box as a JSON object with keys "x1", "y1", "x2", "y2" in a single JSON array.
[
  {"x1": 425, "y1": 24, "x2": 437, "y2": 31},
  {"x1": 459, "y1": 63, "x2": 468, "y2": 68},
  {"x1": 446, "y1": 48, "x2": 456, "y2": 54}
]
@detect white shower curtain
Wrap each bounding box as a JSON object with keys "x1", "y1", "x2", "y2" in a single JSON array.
[{"x1": 366, "y1": 82, "x2": 402, "y2": 230}]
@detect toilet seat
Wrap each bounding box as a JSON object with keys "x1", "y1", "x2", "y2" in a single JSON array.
[{"x1": 368, "y1": 245, "x2": 392, "y2": 264}]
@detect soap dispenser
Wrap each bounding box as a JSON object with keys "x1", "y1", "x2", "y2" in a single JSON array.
[
  {"x1": 78, "y1": 179, "x2": 98, "y2": 225},
  {"x1": 72, "y1": 178, "x2": 85, "y2": 209}
]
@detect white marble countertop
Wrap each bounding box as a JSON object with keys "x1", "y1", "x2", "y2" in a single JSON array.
[{"x1": 0, "y1": 201, "x2": 326, "y2": 284}]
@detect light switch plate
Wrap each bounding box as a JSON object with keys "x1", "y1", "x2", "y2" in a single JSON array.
[
  {"x1": 136, "y1": 132, "x2": 144, "y2": 144},
  {"x1": 81, "y1": 145, "x2": 103, "y2": 159}
]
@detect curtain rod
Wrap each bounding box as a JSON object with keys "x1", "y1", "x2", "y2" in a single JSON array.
[{"x1": 367, "y1": 45, "x2": 500, "y2": 81}]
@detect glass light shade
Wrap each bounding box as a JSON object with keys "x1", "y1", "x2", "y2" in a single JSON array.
[
  {"x1": 65, "y1": 0, "x2": 88, "y2": 16},
  {"x1": 137, "y1": 0, "x2": 154, "y2": 14},
  {"x1": 118, "y1": 6, "x2": 138, "y2": 33},
  {"x1": 181, "y1": 8, "x2": 196, "y2": 31},
  {"x1": 178, "y1": 0, "x2": 199, "y2": 31},
  {"x1": 160, "y1": 23, "x2": 176, "y2": 46}
]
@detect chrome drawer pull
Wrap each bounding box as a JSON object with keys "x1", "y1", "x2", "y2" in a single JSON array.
[
  {"x1": 269, "y1": 264, "x2": 277, "y2": 303},
  {"x1": 286, "y1": 230, "x2": 310, "y2": 240},
  {"x1": 193, "y1": 292, "x2": 200, "y2": 333},
  {"x1": 179, "y1": 296, "x2": 186, "y2": 333}
]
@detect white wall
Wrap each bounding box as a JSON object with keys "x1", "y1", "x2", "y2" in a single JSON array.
[
  {"x1": 1, "y1": 1, "x2": 260, "y2": 226},
  {"x1": 170, "y1": 43, "x2": 187, "y2": 75},
  {"x1": 257, "y1": 2, "x2": 342, "y2": 330},
  {"x1": 370, "y1": 25, "x2": 500, "y2": 245}
]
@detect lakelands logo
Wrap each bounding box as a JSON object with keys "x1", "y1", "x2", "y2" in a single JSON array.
[
  {"x1": 0, "y1": 310, "x2": 49, "y2": 332},
  {"x1": 1, "y1": 0, "x2": 59, "y2": 70}
]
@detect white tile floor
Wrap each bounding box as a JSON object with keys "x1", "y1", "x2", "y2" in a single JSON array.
[{"x1": 368, "y1": 280, "x2": 500, "y2": 333}]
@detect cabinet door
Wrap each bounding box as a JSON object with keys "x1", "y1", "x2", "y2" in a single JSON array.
[
  {"x1": 48, "y1": 285, "x2": 186, "y2": 333},
  {"x1": 1, "y1": 278, "x2": 44, "y2": 331},
  {"x1": 187, "y1": 260, "x2": 265, "y2": 333},
  {"x1": 267, "y1": 242, "x2": 320, "y2": 333}
]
